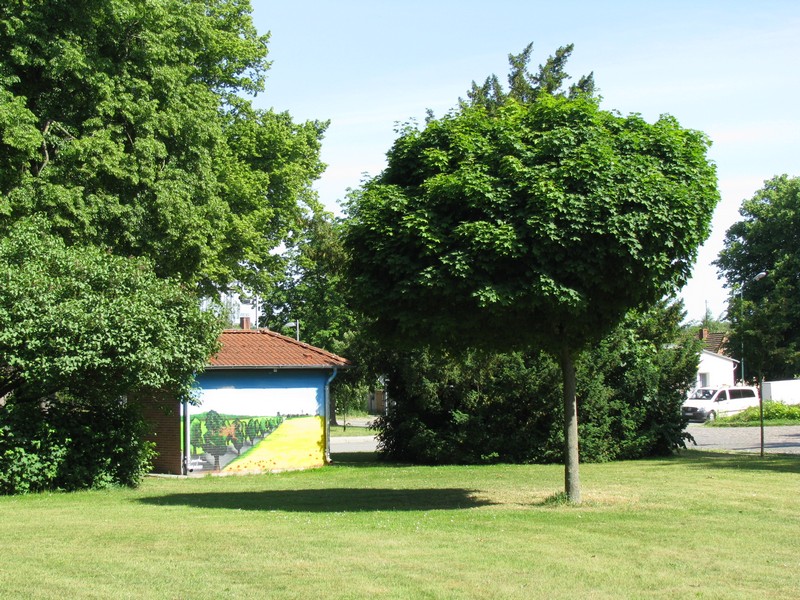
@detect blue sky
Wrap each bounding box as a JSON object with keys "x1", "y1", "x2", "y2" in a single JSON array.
[{"x1": 250, "y1": 1, "x2": 800, "y2": 323}]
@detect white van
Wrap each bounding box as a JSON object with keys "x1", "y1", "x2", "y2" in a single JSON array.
[{"x1": 681, "y1": 386, "x2": 760, "y2": 422}]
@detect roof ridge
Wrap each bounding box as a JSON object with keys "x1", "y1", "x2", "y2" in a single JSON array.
[
  {"x1": 254, "y1": 328, "x2": 349, "y2": 361},
  {"x1": 213, "y1": 327, "x2": 351, "y2": 368}
]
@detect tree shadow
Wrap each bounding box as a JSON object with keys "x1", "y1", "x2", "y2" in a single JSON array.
[
  {"x1": 676, "y1": 449, "x2": 800, "y2": 474},
  {"x1": 138, "y1": 487, "x2": 494, "y2": 512},
  {"x1": 328, "y1": 451, "x2": 412, "y2": 468}
]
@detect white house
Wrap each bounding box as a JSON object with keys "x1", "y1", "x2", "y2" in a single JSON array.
[{"x1": 696, "y1": 349, "x2": 738, "y2": 389}]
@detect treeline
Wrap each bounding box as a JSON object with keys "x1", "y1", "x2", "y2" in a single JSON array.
[{"x1": 192, "y1": 411, "x2": 285, "y2": 470}]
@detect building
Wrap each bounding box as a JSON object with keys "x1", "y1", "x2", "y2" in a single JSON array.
[
  {"x1": 141, "y1": 317, "x2": 351, "y2": 475},
  {"x1": 695, "y1": 329, "x2": 738, "y2": 389}
]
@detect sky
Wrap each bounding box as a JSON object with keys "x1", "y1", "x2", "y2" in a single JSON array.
[{"x1": 249, "y1": 1, "x2": 800, "y2": 324}]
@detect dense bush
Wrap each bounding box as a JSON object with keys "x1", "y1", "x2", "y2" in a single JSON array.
[
  {"x1": 0, "y1": 394, "x2": 155, "y2": 495},
  {"x1": 720, "y1": 401, "x2": 800, "y2": 423},
  {"x1": 374, "y1": 301, "x2": 699, "y2": 464}
]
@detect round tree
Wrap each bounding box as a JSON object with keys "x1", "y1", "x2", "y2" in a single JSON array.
[{"x1": 345, "y1": 49, "x2": 719, "y2": 502}]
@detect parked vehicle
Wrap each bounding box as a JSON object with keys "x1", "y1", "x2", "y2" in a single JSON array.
[{"x1": 681, "y1": 386, "x2": 760, "y2": 422}]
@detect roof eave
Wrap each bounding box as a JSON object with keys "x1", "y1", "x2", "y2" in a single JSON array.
[{"x1": 206, "y1": 363, "x2": 352, "y2": 371}]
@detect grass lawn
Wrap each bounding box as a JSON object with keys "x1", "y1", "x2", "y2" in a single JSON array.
[
  {"x1": 1, "y1": 451, "x2": 798, "y2": 599},
  {"x1": 708, "y1": 419, "x2": 800, "y2": 427},
  {"x1": 329, "y1": 424, "x2": 376, "y2": 437}
]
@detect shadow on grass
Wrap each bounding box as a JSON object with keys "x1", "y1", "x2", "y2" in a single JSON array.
[
  {"x1": 328, "y1": 451, "x2": 407, "y2": 468},
  {"x1": 676, "y1": 450, "x2": 800, "y2": 474},
  {"x1": 138, "y1": 487, "x2": 494, "y2": 512}
]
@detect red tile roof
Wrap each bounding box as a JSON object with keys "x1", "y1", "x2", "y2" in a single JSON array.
[
  {"x1": 209, "y1": 329, "x2": 351, "y2": 369},
  {"x1": 699, "y1": 330, "x2": 729, "y2": 356}
]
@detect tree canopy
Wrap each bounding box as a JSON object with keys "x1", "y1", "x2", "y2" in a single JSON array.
[
  {"x1": 345, "y1": 44, "x2": 719, "y2": 501},
  {"x1": 716, "y1": 175, "x2": 800, "y2": 380},
  {"x1": 347, "y1": 94, "x2": 717, "y2": 354},
  {"x1": 0, "y1": 0, "x2": 326, "y2": 294},
  {"x1": 0, "y1": 217, "x2": 221, "y2": 404},
  {"x1": 260, "y1": 210, "x2": 355, "y2": 354}
]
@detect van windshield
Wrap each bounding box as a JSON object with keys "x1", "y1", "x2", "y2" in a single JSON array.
[{"x1": 690, "y1": 389, "x2": 717, "y2": 400}]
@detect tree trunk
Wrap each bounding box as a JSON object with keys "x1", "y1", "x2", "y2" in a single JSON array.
[
  {"x1": 560, "y1": 345, "x2": 581, "y2": 504},
  {"x1": 329, "y1": 393, "x2": 339, "y2": 426}
]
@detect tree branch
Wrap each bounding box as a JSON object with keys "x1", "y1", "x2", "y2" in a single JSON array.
[{"x1": 34, "y1": 120, "x2": 53, "y2": 176}]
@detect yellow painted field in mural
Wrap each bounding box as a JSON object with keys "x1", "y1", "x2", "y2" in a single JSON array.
[{"x1": 223, "y1": 416, "x2": 325, "y2": 473}]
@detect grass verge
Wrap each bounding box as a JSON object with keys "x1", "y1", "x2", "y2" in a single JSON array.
[
  {"x1": 708, "y1": 401, "x2": 800, "y2": 427},
  {"x1": 329, "y1": 424, "x2": 376, "y2": 437},
  {"x1": 1, "y1": 451, "x2": 798, "y2": 599}
]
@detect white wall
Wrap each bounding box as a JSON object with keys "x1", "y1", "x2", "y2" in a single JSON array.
[{"x1": 696, "y1": 351, "x2": 737, "y2": 389}]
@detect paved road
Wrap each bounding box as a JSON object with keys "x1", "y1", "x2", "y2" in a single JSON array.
[
  {"x1": 685, "y1": 424, "x2": 800, "y2": 454},
  {"x1": 331, "y1": 425, "x2": 800, "y2": 455},
  {"x1": 330, "y1": 434, "x2": 379, "y2": 453}
]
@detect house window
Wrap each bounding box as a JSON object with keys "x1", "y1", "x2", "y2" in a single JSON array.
[{"x1": 699, "y1": 373, "x2": 710, "y2": 387}]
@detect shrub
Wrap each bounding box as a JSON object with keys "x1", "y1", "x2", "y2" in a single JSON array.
[
  {"x1": 374, "y1": 301, "x2": 698, "y2": 465},
  {"x1": 722, "y1": 401, "x2": 800, "y2": 423},
  {"x1": 0, "y1": 393, "x2": 156, "y2": 495}
]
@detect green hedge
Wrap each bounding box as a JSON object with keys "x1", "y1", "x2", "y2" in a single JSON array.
[
  {"x1": 374, "y1": 303, "x2": 699, "y2": 465},
  {"x1": 720, "y1": 401, "x2": 800, "y2": 424},
  {"x1": 0, "y1": 394, "x2": 155, "y2": 495}
]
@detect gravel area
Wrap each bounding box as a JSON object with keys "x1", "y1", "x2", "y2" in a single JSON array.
[{"x1": 685, "y1": 424, "x2": 800, "y2": 454}]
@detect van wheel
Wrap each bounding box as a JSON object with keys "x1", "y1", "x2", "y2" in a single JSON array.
[{"x1": 706, "y1": 411, "x2": 716, "y2": 422}]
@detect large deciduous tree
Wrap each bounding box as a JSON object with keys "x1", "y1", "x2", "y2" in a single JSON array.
[
  {"x1": 0, "y1": 0, "x2": 326, "y2": 295},
  {"x1": 260, "y1": 210, "x2": 354, "y2": 353},
  {"x1": 716, "y1": 175, "x2": 800, "y2": 381},
  {"x1": 345, "y1": 45, "x2": 719, "y2": 502},
  {"x1": 259, "y1": 209, "x2": 377, "y2": 424}
]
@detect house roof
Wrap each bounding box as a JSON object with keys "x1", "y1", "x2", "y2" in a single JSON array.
[
  {"x1": 209, "y1": 329, "x2": 351, "y2": 370},
  {"x1": 698, "y1": 329, "x2": 729, "y2": 356},
  {"x1": 701, "y1": 348, "x2": 739, "y2": 364}
]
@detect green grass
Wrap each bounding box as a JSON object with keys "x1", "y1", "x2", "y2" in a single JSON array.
[
  {"x1": 329, "y1": 424, "x2": 376, "y2": 437},
  {"x1": 709, "y1": 401, "x2": 800, "y2": 427},
  {"x1": 1, "y1": 451, "x2": 799, "y2": 599}
]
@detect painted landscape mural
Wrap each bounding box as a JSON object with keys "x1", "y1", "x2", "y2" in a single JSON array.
[{"x1": 185, "y1": 377, "x2": 327, "y2": 473}]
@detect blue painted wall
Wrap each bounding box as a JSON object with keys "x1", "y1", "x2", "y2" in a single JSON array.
[{"x1": 195, "y1": 369, "x2": 329, "y2": 415}]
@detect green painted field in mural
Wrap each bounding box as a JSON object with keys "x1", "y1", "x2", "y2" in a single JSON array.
[
  {"x1": 0, "y1": 452, "x2": 798, "y2": 599},
  {"x1": 183, "y1": 410, "x2": 327, "y2": 473}
]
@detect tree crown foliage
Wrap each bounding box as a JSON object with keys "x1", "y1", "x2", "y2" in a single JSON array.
[
  {"x1": 464, "y1": 43, "x2": 595, "y2": 110},
  {"x1": 0, "y1": 216, "x2": 222, "y2": 403},
  {"x1": 346, "y1": 45, "x2": 719, "y2": 355},
  {"x1": 716, "y1": 175, "x2": 800, "y2": 380},
  {"x1": 0, "y1": 0, "x2": 327, "y2": 295}
]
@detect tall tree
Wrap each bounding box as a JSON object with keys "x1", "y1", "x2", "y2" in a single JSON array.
[
  {"x1": 345, "y1": 45, "x2": 718, "y2": 502},
  {"x1": 0, "y1": 0, "x2": 326, "y2": 295},
  {"x1": 260, "y1": 210, "x2": 354, "y2": 353},
  {"x1": 260, "y1": 209, "x2": 373, "y2": 424},
  {"x1": 716, "y1": 175, "x2": 800, "y2": 381}
]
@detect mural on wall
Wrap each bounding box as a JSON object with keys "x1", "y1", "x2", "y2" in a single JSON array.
[{"x1": 184, "y1": 385, "x2": 326, "y2": 473}]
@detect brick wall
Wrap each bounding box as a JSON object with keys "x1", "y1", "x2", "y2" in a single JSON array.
[{"x1": 134, "y1": 393, "x2": 183, "y2": 475}]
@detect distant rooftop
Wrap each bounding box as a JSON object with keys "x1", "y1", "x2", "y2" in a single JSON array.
[{"x1": 699, "y1": 328, "x2": 728, "y2": 356}]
